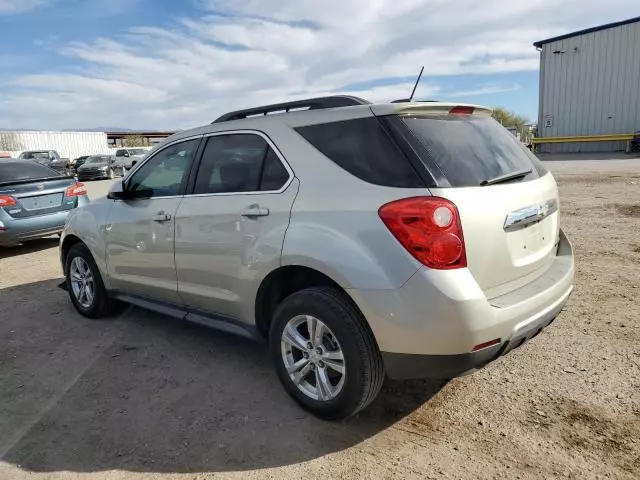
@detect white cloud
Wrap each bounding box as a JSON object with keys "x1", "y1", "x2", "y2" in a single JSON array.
[
  {"x1": 1, "y1": 0, "x2": 637, "y2": 129},
  {"x1": 0, "y1": 0, "x2": 49, "y2": 14},
  {"x1": 449, "y1": 84, "x2": 521, "y2": 97}
]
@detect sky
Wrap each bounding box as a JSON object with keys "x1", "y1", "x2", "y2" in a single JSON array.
[{"x1": 0, "y1": 0, "x2": 637, "y2": 130}]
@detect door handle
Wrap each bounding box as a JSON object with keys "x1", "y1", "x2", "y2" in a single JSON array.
[
  {"x1": 152, "y1": 212, "x2": 171, "y2": 222},
  {"x1": 241, "y1": 207, "x2": 270, "y2": 217}
]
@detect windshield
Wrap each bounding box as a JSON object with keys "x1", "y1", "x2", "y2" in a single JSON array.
[
  {"x1": 401, "y1": 115, "x2": 546, "y2": 187},
  {"x1": 85, "y1": 156, "x2": 110, "y2": 164},
  {"x1": 21, "y1": 151, "x2": 49, "y2": 160},
  {"x1": 0, "y1": 162, "x2": 60, "y2": 182}
]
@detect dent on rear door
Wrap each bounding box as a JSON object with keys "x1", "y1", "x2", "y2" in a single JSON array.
[{"x1": 174, "y1": 178, "x2": 300, "y2": 324}]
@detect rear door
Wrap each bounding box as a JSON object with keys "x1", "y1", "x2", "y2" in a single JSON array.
[
  {"x1": 105, "y1": 138, "x2": 201, "y2": 303},
  {"x1": 383, "y1": 109, "x2": 559, "y2": 298},
  {"x1": 174, "y1": 132, "x2": 297, "y2": 324}
]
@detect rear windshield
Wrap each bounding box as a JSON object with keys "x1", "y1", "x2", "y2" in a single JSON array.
[
  {"x1": 401, "y1": 115, "x2": 547, "y2": 187},
  {"x1": 0, "y1": 162, "x2": 61, "y2": 183}
]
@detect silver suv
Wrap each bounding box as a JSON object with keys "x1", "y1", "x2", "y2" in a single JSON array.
[{"x1": 60, "y1": 96, "x2": 574, "y2": 420}]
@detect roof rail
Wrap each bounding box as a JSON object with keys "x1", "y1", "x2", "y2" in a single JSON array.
[{"x1": 212, "y1": 95, "x2": 371, "y2": 123}]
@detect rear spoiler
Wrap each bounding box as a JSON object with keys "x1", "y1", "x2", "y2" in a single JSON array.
[
  {"x1": 0, "y1": 175, "x2": 75, "y2": 188},
  {"x1": 371, "y1": 103, "x2": 492, "y2": 118}
]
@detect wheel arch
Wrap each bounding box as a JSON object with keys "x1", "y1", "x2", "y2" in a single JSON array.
[
  {"x1": 254, "y1": 264, "x2": 363, "y2": 339},
  {"x1": 60, "y1": 234, "x2": 84, "y2": 274}
]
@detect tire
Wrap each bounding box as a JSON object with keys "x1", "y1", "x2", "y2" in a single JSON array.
[
  {"x1": 65, "y1": 243, "x2": 121, "y2": 318},
  {"x1": 269, "y1": 287, "x2": 384, "y2": 420}
]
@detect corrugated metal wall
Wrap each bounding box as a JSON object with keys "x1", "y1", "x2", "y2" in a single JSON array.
[
  {"x1": 537, "y1": 21, "x2": 640, "y2": 153},
  {"x1": 1, "y1": 131, "x2": 111, "y2": 159}
]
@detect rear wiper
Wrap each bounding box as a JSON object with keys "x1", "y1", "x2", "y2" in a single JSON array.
[{"x1": 480, "y1": 168, "x2": 532, "y2": 186}]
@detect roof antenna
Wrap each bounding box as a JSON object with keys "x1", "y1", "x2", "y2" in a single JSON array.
[{"x1": 408, "y1": 66, "x2": 424, "y2": 102}]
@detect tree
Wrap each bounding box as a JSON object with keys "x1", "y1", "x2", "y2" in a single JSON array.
[
  {"x1": 0, "y1": 132, "x2": 24, "y2": 152},
  {"x1": 491, "y1": 107, "x2": 531, "y2": 141},
  {"x1": 122, "y1": 134, "x2": 148, "y2": 147}
]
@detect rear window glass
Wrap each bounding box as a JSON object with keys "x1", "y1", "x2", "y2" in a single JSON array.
[
  {"x1": 295, "y1": 117, "x2": 422, "y2": 188},
  {"x1": 401, "y1": 115, "x2": 547, "y2": 187},
  {"x1": 0, "y1": 162, "x2": 60, "y2": 183}
]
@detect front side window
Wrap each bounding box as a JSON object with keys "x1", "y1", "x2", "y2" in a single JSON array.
[
  {"x1": 127, "y1": 139, "x2": 198, "y2": 197},
  {"x1": 194, "y1": 134, "x2": 290, "y2": 194}
]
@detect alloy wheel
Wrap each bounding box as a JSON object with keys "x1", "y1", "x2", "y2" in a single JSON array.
[
  {"x1": 280, "y1": 315, "x2": 346, "y2": 401},
  {"x1": 69, "y1": 256, "x2": 95, "y2": 308}
]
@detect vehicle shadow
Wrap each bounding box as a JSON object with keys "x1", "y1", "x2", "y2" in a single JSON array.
[
  {"x1": 0, "y1": 237, "x2": 59, "y2": 258},
  {"x1": 0, "y1": 279, "x2": 446, "y2": 475}
]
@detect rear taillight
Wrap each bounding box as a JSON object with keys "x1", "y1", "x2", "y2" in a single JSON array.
[
  {"x1": 0, "y1": 195, "x2": 17, "y2": 207},
  {"x1": 449, "y1": 106, "x2": 475, "y2": 116},
  {"x1": 65, "y1": 182, "x2": 87, "y2": 197},
  {"x1": 378, "y1": 196, "x2": 467, "y2": 270}
]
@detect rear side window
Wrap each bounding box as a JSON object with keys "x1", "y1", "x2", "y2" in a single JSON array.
[
  {"x1": 401, "y1": 115, "x2": 547, "y2": 187},
  {"x1": 0, "y1": 162, "x2": 60, "y2": 183},
  {"x1": 295, "y1": 118, "x2": 422, "y2": 188},
  {"x1": 194, "y1": 134, "x2": 290, "y2": 194}
]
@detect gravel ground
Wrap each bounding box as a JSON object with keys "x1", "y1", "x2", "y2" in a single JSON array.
[{"x1": 0, "y1": 161, "x2": 639, "y2": 480}]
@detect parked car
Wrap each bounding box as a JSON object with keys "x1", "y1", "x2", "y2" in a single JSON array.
[
  {"x1": 0, "y1": 151, "x2": 11, "y2": 159},
  {"x1": 60, "y1": 96, "x2": 574, "y2": 420},
  {"x1": 114, "y1": 148, "x2": 149, "y2": 170},
  {"x1": 0, "y1": 161, "x2": 88, "y2": 246},
  {"x1": 18, "y1": 150, "x2": 70, "y2": 173},
  {"x1": 76, "y1": 155, "x2": 125, "y2": 181},
  {"x1": 69, "y1": 155, "x2": 90, "y2": 175}
]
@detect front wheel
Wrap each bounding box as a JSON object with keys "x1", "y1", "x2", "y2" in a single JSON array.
[
  {"x1": 65, "y1": 243, "x2": 121, "y2": 318},
  {"x1": 269, "y1": 287, "x2": 384, "y2": 420}
]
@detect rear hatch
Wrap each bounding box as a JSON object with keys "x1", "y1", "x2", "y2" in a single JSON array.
[
  {"x1": 0, "y1": 162, "x2": 80, "y2": 219},
  {"x1": 375, "y1": 104, "x2": 559, "y2": 298}
]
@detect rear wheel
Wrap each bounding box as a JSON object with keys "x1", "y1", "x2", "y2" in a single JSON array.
[
  {"x1": 270, "y1": 287, "x2": 384, "y2": 420},
  {"x1": 65, "y1": 243, "x2": 121, "y2": 318}
]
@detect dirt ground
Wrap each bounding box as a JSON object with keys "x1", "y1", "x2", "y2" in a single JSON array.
[{"x1": 0, "y1": 159, "x2": 638, "y2": 480}]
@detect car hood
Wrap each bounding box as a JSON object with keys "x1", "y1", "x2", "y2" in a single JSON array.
[{"x1": 78, "y1": 162, "x2": 109, "y2": 170}]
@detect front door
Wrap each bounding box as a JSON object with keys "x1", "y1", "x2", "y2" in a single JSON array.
[
  {"x1": 106, "y1": 138, "x2": 201, "y2": 304},
  {"x1": 174, "y1": 132, "x2": 297, "y2": 324}
]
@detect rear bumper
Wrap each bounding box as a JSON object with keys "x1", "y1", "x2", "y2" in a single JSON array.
[
  {"x1": 382, "y1": 287, "x2": 567, "y2": 379},
  {"x1": 0, "y1": 198, "x2": 89, "y2": 245},
  {"x1": 348, "y1": 229, "x2": 574, "y2": 379}
]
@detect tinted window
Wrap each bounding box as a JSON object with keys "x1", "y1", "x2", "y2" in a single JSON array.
[
  {"x1": 260, "y1": 148, "x2": 289, "y2": 191},
  {"x1": 194, "y1": 134, "x2": 289, "y2": 194},
  {"x1": 20, "y1": 151, "x2": 49, "y2": 160},
  {"x1": 0, "y1": 162, "x2": 60, "y2": 182},
  {"x1": 401, "y1": 116, "x2": 547, "y2": 187},
  {"x1": 128, "y1": 139, "x2": 198, "y2": 197},
  {"x1": 295, "y1": 117, "x2": 422, "y2": 187}
]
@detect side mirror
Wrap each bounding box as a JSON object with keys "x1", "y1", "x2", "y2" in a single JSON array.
[
  {"x1": 107, "y1": 180, "x2": 153, "y2": 200},
  {"x1": 107, "y1": 180, "x2": 127, "y2": 200}
]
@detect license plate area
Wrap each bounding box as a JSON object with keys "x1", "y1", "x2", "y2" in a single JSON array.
[{"x1": 20, "y1": 193, "x2": 64, "y2": 211}]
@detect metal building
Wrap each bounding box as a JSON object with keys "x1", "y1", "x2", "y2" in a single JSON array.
[
  {"x1": 0, "y1": 131, "x2": 111, "y2": 159},
  {"x1": 534, "y1": 16, "x2": 640, "y2": 153}
]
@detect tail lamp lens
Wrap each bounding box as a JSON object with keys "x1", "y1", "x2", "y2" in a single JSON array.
[
  {"x1": 0, "y1": 195, "x2": 17, "y2": 207},
  {"x1": 378, "y1": 197, "x2": 467, "y2": 269},
  {"x1": 65, "y1": 182, "x2": 87, "y2": 197},
  {"x1": 449, "y1": 106, "x2": 475, "y2": 116}
]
